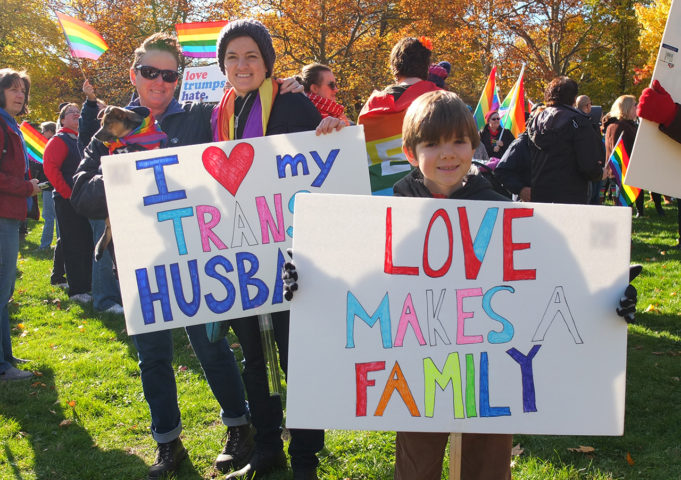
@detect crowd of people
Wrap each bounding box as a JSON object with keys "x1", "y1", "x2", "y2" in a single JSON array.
[{"x1": 0, "y1": 19, "x2": 670, "y2": 479}]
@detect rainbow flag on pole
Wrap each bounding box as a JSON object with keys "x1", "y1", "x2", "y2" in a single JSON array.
[
  {"x1": 473, "y1": 66, "x2": 501, "y2": 130},
  {"x1": 499, "y1": 64, "x2": 526, "y2": 137},
  {"x1": 20, "y1": 122, "x2": 47, "y2": 164},
  {"x1": 175, "y1": 21, "x2": 229, "y2": 58},
  {"x1": 56, "y1": 12, "x2": 108, "y2": 60},
  {"x1": 608, "y1": 133, "x2": 640, "y2": 206}
]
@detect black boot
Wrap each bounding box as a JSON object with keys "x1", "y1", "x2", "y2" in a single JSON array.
[
  {"x1": 148, "y1": 438, "x2": 187, "y2": 479},
  {"x1": 215, "y1": 423, "x2": 256, "y2": 473},
  {"x1": 293, "y1": 467, "x2": 319, "y2": 480},
  {"x1": 224, "y1": 448, "x2": 287, "y2": 479}
]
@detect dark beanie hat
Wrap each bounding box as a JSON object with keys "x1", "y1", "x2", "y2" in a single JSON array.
[{"x1": 217, "y1": 19, "x2": 276, "y2": 78}]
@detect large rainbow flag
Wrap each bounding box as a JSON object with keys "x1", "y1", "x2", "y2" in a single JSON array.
[
  {"x1": 56, "y1": 12, "x2": 108, "y2": 61},
  {"x1": 473, "y1": 66, "x2": 500, "y2": 130},
  {"x1": 20, "y1": 122, "x2": 47, "y2": 164},
  {"x1": 499, "y1": 64, "x2": 526, "y2": 137},
  {"x1": 608, "y1": 133, "x2": 640, "y2": 206},
  {"x1": 175, "y1": 21, "x2": 229, "y2": 58}
]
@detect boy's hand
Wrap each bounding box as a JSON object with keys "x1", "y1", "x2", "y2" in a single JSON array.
[
  {"x1": 616, "y1": 265, "x2": 642, "y2": 323},
  {"x1": 282, "y1": 248, "x2": 298, "y2": 301},
  {"x1": 637, "y1": 80, "x2": 677, "y2": 127}
]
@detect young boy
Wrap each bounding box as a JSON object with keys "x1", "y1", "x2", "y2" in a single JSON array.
[{"x1": 393, "y1": 89, "x2": 513, "y2": 479}]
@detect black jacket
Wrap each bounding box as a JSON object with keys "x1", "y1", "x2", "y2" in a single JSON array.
[
  {"x1": 71, "y1": 99, "x2": 213, "y2": 219},
  {"x1": 78, "y1": 99, "x2": 100, "y2": 153},
  {"x1": 494, "y1": 132, "x2": 533, "y2": 195},
  {"x1": 527, "y1": 104, "x2": 603, "y2": 204},
  {"x1": 479, "y1": 125, "x2": 515, "y2": 159},
  {"x1": 393, "y1": 167, "x2": 511, "y2": 202},
  {"x1": 659, "y1": 103, "x2": 681, "y2": 145}
]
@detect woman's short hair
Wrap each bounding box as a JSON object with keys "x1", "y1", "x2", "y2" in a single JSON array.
[
  {"x1": 57, "y1": 102, "x2": 79, "y2": 128},
  {"x1": 132, "y1": 33, "x2": 181, "y2": 69},
  {"x1": 390, "y1": 37, "x2": 432, "y2": 81},
  {"x1": 299, "y1": 63, "x2": 332, "y2": 93},
  {"x1": 0, "y1": 69, "x2": 30, "y2": 116},
  {"x1": 40, "y1": 121, "x2": 57, "y2": 135},
  {"x1": 609, "y1": 95, "x2": 637, "y2": 120},
  {"x1": 544, "y1": 76, "x2": 578, "y2": 107},
  {"x1": 402, "y1": 90, "x2": 480, "y2": 154}
]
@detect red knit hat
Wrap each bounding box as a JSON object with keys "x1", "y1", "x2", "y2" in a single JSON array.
[{"x1": 485, "y1": 110, "x2": 499, "y2": 122}]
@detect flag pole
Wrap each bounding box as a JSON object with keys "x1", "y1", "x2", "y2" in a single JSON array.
[{"x1": 52, "y1": 8, "x2": 90, "y2": 82}]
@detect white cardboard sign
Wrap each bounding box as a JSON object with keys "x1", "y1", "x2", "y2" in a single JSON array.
[
  {"x1": 178, "y1": 65, "x2": 225, "y2": 103},
  {"x1": 101, "y1": 127, "x2": 370, "y2": 334},
  {"x1": 626, "y1": 0, "x2": 681, "y2": 197},
  {"x1": 287, "y1": 194, "x2": 631, "y2": 435}
]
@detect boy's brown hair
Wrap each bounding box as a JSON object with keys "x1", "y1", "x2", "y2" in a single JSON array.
[{"x1": 402, "y1": 90, "x2": 480, "y2": 155}]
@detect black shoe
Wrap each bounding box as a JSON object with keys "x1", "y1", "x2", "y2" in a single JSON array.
[
  {"x1": 224, "y1": 448, "x2": 287, "y2": 479},
  {"x1": 148, "y1": 438, "x2": 187, "y2": 479},
  {"x1": 215, "y1": 424, "x2": 255, "y2": 473},
  {"x1": 293, "y1": 467, "x2": 319, "y2": 480}
]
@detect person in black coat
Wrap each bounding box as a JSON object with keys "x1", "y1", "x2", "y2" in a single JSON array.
[
  {"x1": 526, "y1": 76, "x2": 603, "y2": 204},
  {"x1": 479, "y1": 110, "x2": 515, "y2": 158}
]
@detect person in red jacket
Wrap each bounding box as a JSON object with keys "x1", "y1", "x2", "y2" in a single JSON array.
[
  {"x1": 43, "y1": 103, "x2": 93, "y2": 303},
  {"x1": 0, "y1": 68, "x2": 40, "y2": 381}
]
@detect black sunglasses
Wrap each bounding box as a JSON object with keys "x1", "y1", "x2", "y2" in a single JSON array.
[
  {"x1": 135, "y1": 65, "x2": 179, "y2": 83},
  {"x1": 327, "y1": 81, "x2": 338, "y2": 90}
]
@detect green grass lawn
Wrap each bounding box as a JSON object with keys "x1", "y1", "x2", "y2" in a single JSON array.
[{"x1": 1, "y1": 197, "x2": 680, "y2": 479}]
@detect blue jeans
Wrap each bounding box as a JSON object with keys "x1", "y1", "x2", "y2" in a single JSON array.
[
  {"x1": 0, "y1": 218, "x2": 20, "y2": 374},
  {"x1": 39, "y1": 190, "x2": 56, "y2": 248},
  {"x1": 89, "y1": 219, "x2": 121, "y2": 311},
  {"x1": 132, "y1": 323, "x2": 248, "y2": 443}
]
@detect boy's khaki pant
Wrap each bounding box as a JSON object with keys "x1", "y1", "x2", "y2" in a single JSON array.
[{"x1": 394, "y1": 431, "x2": 513, "y2": 480}]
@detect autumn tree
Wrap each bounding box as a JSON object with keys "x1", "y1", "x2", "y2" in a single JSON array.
[{"x1": 635, "y1": 0, "x2": 671, "y2": 85}]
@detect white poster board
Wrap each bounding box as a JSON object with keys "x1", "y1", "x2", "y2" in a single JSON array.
[
  {"x1": 101, "y1": 127, "x2": 370, "y2": 334},
  {"x1": 178, "y1": 65, "x2": 225, "y2": 103},
  {"x1": 626, "y1": 0, "x2": 681, "y2": 197},
  {"x1": 287, "y1": 194, "x2": 631, "y2": 435}
]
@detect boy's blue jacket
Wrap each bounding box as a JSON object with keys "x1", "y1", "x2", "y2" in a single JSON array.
[{"x1": 393, "y1": 167, "x2": 511, "y2": 202}]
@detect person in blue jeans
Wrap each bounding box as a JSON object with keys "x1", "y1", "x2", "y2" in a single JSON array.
[
  {"x1": 88, "y1": 218, "x2": 122, "y2": 313},
  {"x1": 0, "y1": 68, "x2": 40, "y2": 381},
  {"x1": 70, "y1": 33, "x2": 254, "y2": 479},
  {"x1": 38, "y1": 121, "x2": 57, "y2": 249}
]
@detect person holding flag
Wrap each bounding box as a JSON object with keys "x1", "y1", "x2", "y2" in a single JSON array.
[
  {"x1": 478, "y1": 109, "x2": 514, "y2": 158},
  {"x1": 526, "y1": 76, "x2": 603, "y2": 204}
]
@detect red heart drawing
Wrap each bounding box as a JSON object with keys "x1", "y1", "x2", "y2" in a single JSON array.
[{"x1": 202, "y1": 143, "x2": 255, "y2": 196}]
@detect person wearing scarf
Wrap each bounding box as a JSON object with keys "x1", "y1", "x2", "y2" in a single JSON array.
[
  {"x1": 479, "y1": 109, "x2": 515, "y2": 159},
  {"x1": 297, "y1": 63, "x2": 351, "y2": 125},
  {"x1": 213, "y1": 19, "x2": 335, "y2": 480},
  {"x1": 0, "y1": 68, "x2": 40, "y2": 381}
]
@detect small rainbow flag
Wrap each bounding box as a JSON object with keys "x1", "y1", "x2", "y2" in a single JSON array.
[
  {"x1": 20, "y1": 122, "x2": 47, "y2": 164},
  {"x1": 608, "y1": 133, "x2": 640, "y2": 206},
  {"x1": 175, "y1": 21, "x2": 229, "y2": 58},
  {"x1": 473, "y1": 66, "x2": 501, "y2": 130},
  {"x1": 499, "y1": 65, "x2": 526, "y2": 137},
  {"x1": 56, "y1": 12, "x2": 108, "y2": 61}
]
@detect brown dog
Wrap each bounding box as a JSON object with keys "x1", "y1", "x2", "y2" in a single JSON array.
[{"x1": 93, "y1": 106, "x2": 146, "y2": 261}]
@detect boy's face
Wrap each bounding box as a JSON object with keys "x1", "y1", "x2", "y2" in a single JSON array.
[{"x1": 404, "y1": 136, "x2": 474, "y2": 197}]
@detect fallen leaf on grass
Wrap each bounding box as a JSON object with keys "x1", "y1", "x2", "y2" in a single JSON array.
[
  {"x1": 33, "y1": 371, "x2": 43, "y2": 376},
  {"x1": 644, "y1": 304, "x2": 661, "y2": 313},
  {"x1": 231, "y1": 343, "x2": 241, "y2": 349},
  {"x1": 178, "y1": 365, "x2": 188, "y2": 372},
  {"x1": 20, "y1": 331, "x2": 28, "y2": 337},
  {"x1": 17, "y1": 323, "x2": 25, "y2": 330},
  {"x1": 672, "y1": 377, "x2": 680, "y2": 382},
  {"x1": 626, "y1": 452, "x2": 635, "y2": 465},
  {"x1": 511, "y1": 444, "x2": 524, "y2": 456},
  {"x1": 568, "y1": 446, "x2": 595, "y2": 453},
  {"x1": 68, "y1": 401, "x2": 76, "y2": 407},
  {"x1": 59, "y1": 419, "x2": 73, "y2": 427}
]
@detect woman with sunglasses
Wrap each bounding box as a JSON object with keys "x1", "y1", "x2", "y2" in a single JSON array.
[
  {"x1": 0, "y1": 68, "x2": 40, "y2": 381},
  {"x1": 479, "y1": 110, "x2": 515, "y2": 159},
  {"x1": 70, "y1": 33, "x2": 261, "y2": 480},
  {"x1": 297, "y1": 63, "x2": 350, "y2": 126}
]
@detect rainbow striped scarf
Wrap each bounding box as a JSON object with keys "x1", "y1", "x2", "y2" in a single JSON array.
[
  {"x1": 214, "y1": 78, "x2": 279, "y2": 141},
  {"x1": 103, "y1": 112, "x2": 167, "y2": 154}
]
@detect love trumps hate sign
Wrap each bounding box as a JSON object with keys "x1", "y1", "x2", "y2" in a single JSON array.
[
  {"x1": 100, "y1": 127, "x2": 370, "y2": 334},
  {"x1": 286, "y1": 194, "x2": 631, "y2": 435}
]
